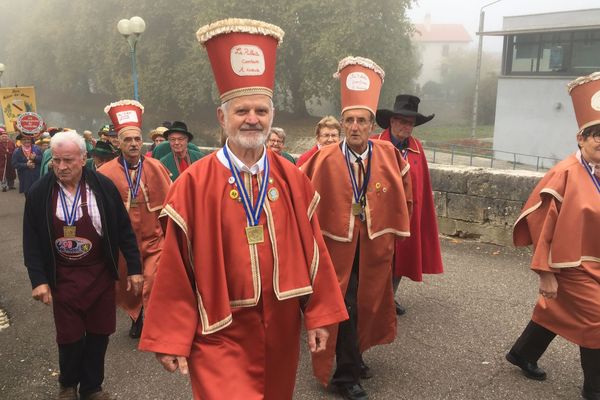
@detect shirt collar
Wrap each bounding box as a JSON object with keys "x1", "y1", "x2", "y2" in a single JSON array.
[
  {"x1": 342, "y1": 139, "x2": 370, "y2": 162},
  {"x1": 216, "y1": 139, "x2": 266, "y2": 175}
]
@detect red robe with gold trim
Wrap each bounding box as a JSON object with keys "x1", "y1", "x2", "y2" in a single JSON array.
[
  {"x1": 376, "y1": 130, "x2": 443, "y2": 281},
  {"x1": 138, "y1": 150, "x2": 347, "y2": 399},
  {"x1": 513, "y1": 152, "x2": 600, "y2": 348},
  {"x1": 98, "y1": 156, "x2": 171, "y2": 320},
  {"x1": 300, "y1": 140, "x2": 412, "y2": 385}
]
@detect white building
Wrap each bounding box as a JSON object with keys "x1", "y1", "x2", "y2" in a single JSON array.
[
  {"x1": 482, "y1": 8, "x2": 600, "y2": 166},
  {"x1": 413, "y1": 14, "x2": 472, "y2": 88}
]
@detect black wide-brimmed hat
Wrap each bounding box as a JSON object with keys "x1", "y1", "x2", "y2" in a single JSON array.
[
  {"x1": 163, "y1": 121, "x2": 193, "y2": 141},
  {"x1": 376, "y1": 94, "x2": 435, "y2": 129},
  {"x1": 91, "y1": 140, "x2": 118, "y2": 159}
]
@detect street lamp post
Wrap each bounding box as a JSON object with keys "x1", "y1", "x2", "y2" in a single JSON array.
[
  {"x1": 117, "y1": 16, "x2": 146, "y2": 101},
  {"x1": 0, "y1": 63, "x2": 5, "y2": 87},
  {"x1": 471, "y1": 0, "x2": 502, "y2": 139}
]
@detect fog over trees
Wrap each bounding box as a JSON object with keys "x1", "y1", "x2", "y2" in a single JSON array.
[{"x1": 0, "y1": 0, "x2": 419, "y2": 134}]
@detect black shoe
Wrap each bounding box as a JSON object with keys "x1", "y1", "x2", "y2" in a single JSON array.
[
  {"x1": 337, "y1": 383, "x2": 369, "y2": 400},
  {"x1": 129, "y1": 313, "x2": 144, "y2": 338},
  {"x1": 360, "y1": 360, "x2": 373, "y2": 380},
  {"x1": 582, "y1": 388, "x2": 600, "y2": 400},
  {"x1": 506, "y1": 351, "x2": 547, "y2": 381},
  {"x1": 395, "y1": 300, "x2": 406, "y2": 316}
]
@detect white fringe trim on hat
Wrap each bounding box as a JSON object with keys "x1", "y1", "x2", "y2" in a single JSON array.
[
  {"x1": 196, "y1": 18, "x2": 284, "y2": 46},
  {"x1": 103, "y1": 100, "x2": 145, "y2": 115},
  {"x1": 567, "y1": 71, "x2": 600, "y2": 93},
  {"x1": 333, "y1": 56, "x2": 385, "y2": 82}
]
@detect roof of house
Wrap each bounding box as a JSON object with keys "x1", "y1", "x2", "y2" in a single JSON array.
[{"x1": 413, "y1": 24, "x2": 472, "y2": 43}]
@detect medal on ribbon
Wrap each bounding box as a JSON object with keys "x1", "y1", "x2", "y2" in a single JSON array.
[
  {"x1": 58, "y1": 181, "x2": 82, "y2": 238},
  {"x1": 223, "y1": 146, "x2": 270, "y2": 245},
  {"x1": 122, "y1": 157, "x2": 144, "y2": 209},
  {"x1": 344, "y1": 141, "x2": 372, "y2": 221}
]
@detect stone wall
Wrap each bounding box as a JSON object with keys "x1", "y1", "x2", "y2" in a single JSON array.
[{"x1": 429, "y1": 164, "x2": 544, "y2": 246}]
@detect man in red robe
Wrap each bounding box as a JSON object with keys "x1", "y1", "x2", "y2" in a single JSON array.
[
  {"x1": 0, "y1": 128, "x2": 16, "y2": 191},
  {"x1": 506, "y1": 72, "x2": 600, "y2": 400},
  {"x1": 375, "y1": 94, "x2": 443, "y2": 315},
  {"x1": 138, "y1": 19, "x2": 347, "y2": 400},
  {"x1": 296, "y1": 115, "x2": 342, "y2": 167},
  {"x1": 98, "y1": 100, "x2": 171, "y2": 338},
  {"x1": 301, "y1": 57, "x2": 412, "y2": 400}
]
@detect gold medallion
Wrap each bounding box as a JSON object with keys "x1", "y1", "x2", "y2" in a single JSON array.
[
  {"x1": 268, "y1": 187, "x2": 279, "y2": 202},
  {"x1": 375, "y1": 182, "x2": 382, "y2": 190},
  {"x1": 63, "y1": 226, "x2": 76, "y2": 238},
  {"x1": 230, "y1": 189, "x2": 239, "y2": 200},
  {"x1": 245, "y1": 225, "x2": 264, "y2": 245},
  {"x1": 351, "y1": 203, "x2": 362, "y2": 216},
  {"x1": 268, "y1": 178, "x2": 274, "y2": 184},
  {"x1": 130, "y1": 198, "x2": 138, "y2": 208}
]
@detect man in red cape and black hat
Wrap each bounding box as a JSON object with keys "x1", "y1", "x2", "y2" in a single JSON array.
[
  {"x1": 375, "y1": 94, "x2": 443, "y2": 315},
  {"x1": 138, "y1": 18, "x2": 347, "y2": 400}
]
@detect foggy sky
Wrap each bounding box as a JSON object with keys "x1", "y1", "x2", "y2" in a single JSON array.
[{"x1": 407, "y1": 0, "x2": 600, "y2": 53}]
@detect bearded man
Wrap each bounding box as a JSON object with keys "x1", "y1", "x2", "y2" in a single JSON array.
[{"x1": 138, "y1": 18, "x2": 347, "y2": 400}]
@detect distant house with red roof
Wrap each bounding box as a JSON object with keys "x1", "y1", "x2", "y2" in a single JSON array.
[{"x1": 413, "y1": 14, "x2": 472, "y2": 87}]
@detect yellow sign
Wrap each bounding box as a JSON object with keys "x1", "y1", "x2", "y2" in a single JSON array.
[{"x1": 0, "y1": 87, "x2": 37, "y2": 132}]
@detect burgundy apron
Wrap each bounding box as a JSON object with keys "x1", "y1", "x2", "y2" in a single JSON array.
[{"x1": 51, "y1": 180, "x2": 116, "y2": 344}]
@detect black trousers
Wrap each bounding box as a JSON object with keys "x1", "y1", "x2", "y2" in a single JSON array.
[
  {"x1": 331, "y1": 239, "x2": 362, "y2": 386},
  {"x1": 58, "y1": 333, "x2": 109, "y2": 396},
  {"x1": 511, "y1": 320, "x2": 600, "y2": 393}
]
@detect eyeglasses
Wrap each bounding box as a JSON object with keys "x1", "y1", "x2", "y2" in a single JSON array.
[
  {"x1": 591, "y1": 135, "x2": 600, "y2": 143},
  {"x1": 319, "y1": 133, "x2": 340, "y2": 139},
  {"x1": 342, "y1": 117, "x2": 372, "y2": 128},
  {"x1": 169, "y1": 137, "x2": 187, "y2": 143},
  {"x1": 268, "y1": 139, "x2": 284, "y2": 144}
]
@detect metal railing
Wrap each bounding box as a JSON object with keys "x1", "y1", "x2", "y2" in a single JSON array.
[{"x1": 423, "y1": 142, "x2": 560, "y2": 172}]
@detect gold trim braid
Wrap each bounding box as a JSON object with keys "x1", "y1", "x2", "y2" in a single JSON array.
[{"x1": 221, "y1": 87, "x2": 273, "y2": 103}]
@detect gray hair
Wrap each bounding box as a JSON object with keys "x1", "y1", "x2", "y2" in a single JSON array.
[
  {"x1": 270, "y1": 127, "x2": 286, "y2": 142},
  {"x1": 50, "y1": 130, "x2": 86, "y2": 157}
]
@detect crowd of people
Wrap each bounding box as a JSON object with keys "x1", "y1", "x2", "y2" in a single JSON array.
[{"x1": 13, "y1": 17, "x2": 600, "y2": 400}]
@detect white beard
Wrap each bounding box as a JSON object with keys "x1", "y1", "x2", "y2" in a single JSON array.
[{"x1": 228, "y1": 129, "x2": 269, "y2": 150}]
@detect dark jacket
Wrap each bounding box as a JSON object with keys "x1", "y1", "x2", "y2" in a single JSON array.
[{"x1": 23, "y1": 167, "x2": 142, "y2": 289}]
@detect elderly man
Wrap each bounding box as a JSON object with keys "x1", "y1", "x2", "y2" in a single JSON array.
[
  {"x1": 98, "y1": 100, "x2": 171, "y2": 339},
  {"x1": 158, "y1": 121, "x2": 204, "y2": 180},
  {"x1": 85, "y1": 141, "x2": 118, "y2": 172},
  {"x1": 139, "y1": 19, "x2": 347, "y2": 400},
  {"x1": 0, "y1": 128, "x2": 16, "y2": 191},
  {"x1": 145, "y1": 126, "x2": 167, "y2": 157},
  {"x1": 23, "y1": 130, "x2": 142, "y2": 400},
  {"x1": 297, "y1": 115, "x2": 342, "y2": 167},
  {"x1": 301, "y1": 57, "x2": 412, "y2": 400},
  {"x1": 375, "y1": 95, "x2": 443, "y2": 315},
  {"x1": 83, "y1": 130, "x2": 96, "y2": 158},
  {"x1": 267, "y1": 127, "x2": 296, "y2": 164}
]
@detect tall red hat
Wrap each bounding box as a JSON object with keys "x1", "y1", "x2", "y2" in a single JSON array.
[
  {"x1": 196, "y1": 18, "x2": 284, "y2": 103},
  {"x1": 104, "y1": 100, "x2": 144, "y2": 134},
  {"x1": 334, "y1": 56, "x2": 385, "y2": 116},
  {"x1": 568, "y1": 72, "x2": 600, "y2": 132}
]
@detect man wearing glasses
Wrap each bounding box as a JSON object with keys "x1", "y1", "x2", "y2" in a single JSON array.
[
  {"x1": 297, "y1": 116, "x2": 342, "y2": 167},
  {"x1": 301, "y1": 57, "x2": 412, "y2": 400},
  {"x1": 159, "y1": 121, "x2": 205, "y2": 181}
]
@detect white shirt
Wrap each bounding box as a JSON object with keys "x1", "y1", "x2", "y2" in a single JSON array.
[
  {"x1": 216, "y1": 140, "x2": 266, "y2": 175},
  {"x1": 55, "y1": 181, "x2": 103, "y2": 236},
  {"x1": 342, "y1": 139, "x2": 370, "y2": 163}
]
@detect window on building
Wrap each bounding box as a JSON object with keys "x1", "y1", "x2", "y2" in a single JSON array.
[
  {"x1": 442, "y1": 44, "x2": 449, "y2": 57},
  {"x1": 505, "y1": 29, "x2": 600, "y2": 76}
]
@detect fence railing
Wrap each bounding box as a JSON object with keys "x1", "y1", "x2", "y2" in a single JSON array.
[{"x1": 423, "y1": 142, "x2": 560, "y2": 172}]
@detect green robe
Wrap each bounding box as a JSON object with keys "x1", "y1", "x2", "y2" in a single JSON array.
[
  {"x1": 281, "y1": 151, "x2": 296, "y2": 165},
  {"x1": 85, "y1": 158, "x2": 96, "y2": 171},
  {"x1": 152, "y1": 141, "x2": 202, "y2": 160},
  {"x1": 40, "y1": 148, "x2": 52, "y2": 176},
  {"x1": 160, "y1": 149, "x2": 205, "y2": 181}
]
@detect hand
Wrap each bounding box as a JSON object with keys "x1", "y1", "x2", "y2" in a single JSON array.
[
  {"x1": 27, "y1": 161, "x2": 35, "y2": 169},
  {"x1": 156, "y1": 353, "x2": 189, "y2": 375},
  {"x1": 127, "y1": 274, "x2": 144, "y2": 296},
  {"x1": 32, "y1": 284, "x2": 52, "y2": 305},
  {"x1": 307, "y1": 327, "x2": 329, "y2": 353},
  {"x1": 538, "y1": 271, "x2": 558, "y2": 299}
]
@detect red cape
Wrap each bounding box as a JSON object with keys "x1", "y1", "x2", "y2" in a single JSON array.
[{"x1": 376, "y1": 129, "x2": 443, "y2": 281}]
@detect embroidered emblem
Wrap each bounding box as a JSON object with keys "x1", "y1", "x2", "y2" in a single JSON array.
[{"x1": 55, "y1": 237, "x2": 93, "y2": 261}]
